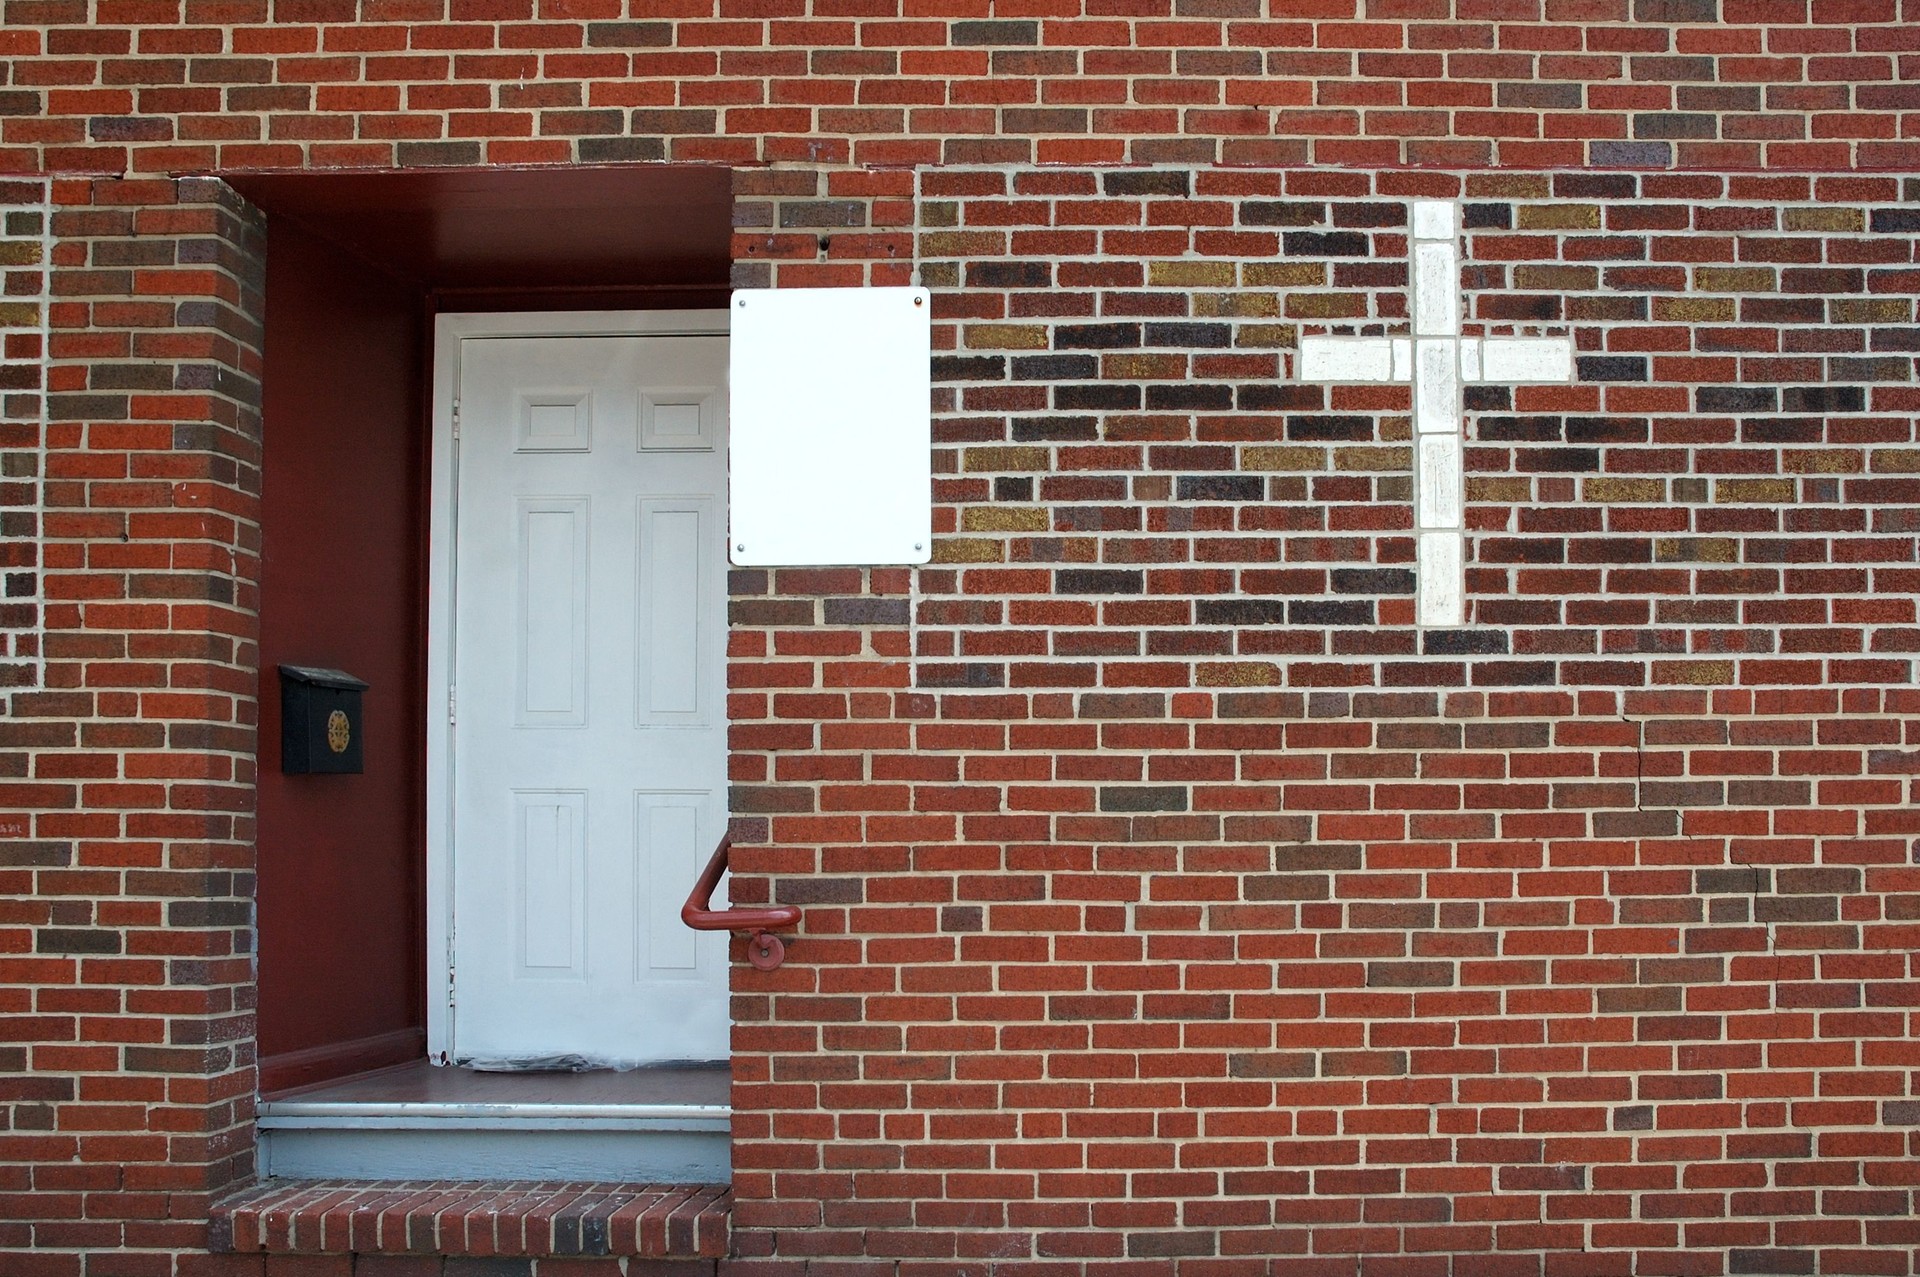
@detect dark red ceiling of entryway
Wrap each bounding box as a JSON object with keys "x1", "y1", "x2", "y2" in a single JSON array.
[{"x1": 227, "y1": 166, "x2": 733, "y2": 297}]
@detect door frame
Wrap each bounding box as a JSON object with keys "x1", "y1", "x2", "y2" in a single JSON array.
[{"x1": 424, "y1": 308, "x2": 732, "y2": 1061}]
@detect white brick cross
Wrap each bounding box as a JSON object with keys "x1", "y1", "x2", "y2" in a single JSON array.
[{"x1": 1296, "y1": 200, "x2": 1575, "y2": 627}]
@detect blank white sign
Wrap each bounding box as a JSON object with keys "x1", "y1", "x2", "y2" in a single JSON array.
[{"x1": 728, "y1": 286, "x2": 932, "y2": 566}]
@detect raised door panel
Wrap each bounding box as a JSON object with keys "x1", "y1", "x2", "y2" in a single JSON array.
[
  {"x1": 513, "y1": 790, "x2": 586, "y2": 979},
  {"x1": 636, "y1": 498, "x2": 713, "y2": 725},
  {"x1": 517, "y1": 497, "x2": 589, "y2": 727}
]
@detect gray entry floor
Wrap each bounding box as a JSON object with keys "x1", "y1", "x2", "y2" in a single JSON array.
[
  {"x1": 264, "y1": 1057, "x2": 730, "y2": 1108},
  {"x1": 256, "y1": 1059, "x2": 732, "y2": 1181}
]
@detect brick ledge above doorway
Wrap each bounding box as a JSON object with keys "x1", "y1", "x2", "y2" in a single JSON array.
[{"x1": 211, "y1": 1180, "x2": 730, "y2": 1259}]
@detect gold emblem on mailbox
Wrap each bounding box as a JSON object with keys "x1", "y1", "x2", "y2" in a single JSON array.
[{"x1": 326, "y1": 709, "x2": 351, "y2": 755}]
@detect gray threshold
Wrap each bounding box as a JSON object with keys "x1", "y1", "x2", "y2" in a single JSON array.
[{"x1": 256, "y1": 1059, "x2": 731, "y2": 1182}]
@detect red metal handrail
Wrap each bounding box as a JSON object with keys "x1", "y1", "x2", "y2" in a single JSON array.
[{"x1": 682, "y1": 834, "x2": 801, "y2": 969}]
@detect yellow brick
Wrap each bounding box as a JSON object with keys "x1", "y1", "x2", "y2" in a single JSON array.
[
  {"x1": 1244, "y1": 262, "x2": 1326, "y2": 288},
  {"x1": 932, "y1": 538, "x2": 1004, "y2": 563},
  {"x1": 1466, "y1": 174, "x2": 1552, "y2": 199},
  {"x1": 1517, "y1": 204, "x2": 1600, "y2": 230},
  {"x1": 962, "y1": 507, "x2": 1049, "y2": 532},
  {"x1": 1714, "y1": 478, "x2": 1796, "y2": 503},
  {"x1": 918, "y1": 201, "x2": 960, "y2": 229},
  {"x1": 1782, "y1": 449, "x2": 1861, "y2": 474},
  {"x1": 1104, "y1": 353, "x2": 1186, "y2": 379},
  {"x1": 1468, "y1": 477, "x2": 1532, "y2": 503},
  {"x1": 1514, "y1": 265, "x2": 1597, "y2": 290},
  {"x1": 0, "y1": 302, "x2": 38, "y2": 327},
  {"x1": 1654, "y1": 297, "x2": 1737, "y2": 322},
  {"x1": 1148, "y1": 260, "x2": 1236, "y2": 287},
  {"x1": 964, "y1": 324, "x2": 1049, "y2": 350},
  {"x1": 1197, "y1": 661, "x2": 1281, "y2": 687},
  {"x1": 1652, "y1": 660, "x2": 1734, "y2": 686},
  {"x1": 1583, "y1": 477, "x2": 1665, "y2": 503},
  {"x1": 0, "y1": 241, "x2": 42, "y2": 265},
  {"x1": 1287, "y1": 294, "x2": 1367, "y2": 320},
  {"x1": 1784, "y1": 206, "x2": 1863, "y2": 233},
  {"x1": 1194, "y1": 292, "x2": 1280, "y2": 318},
  {"x1": 1235, "y1": 323, "x2": 1297, "y2": 349},
  {"x1": 1870, "y1": 449, "x2": 1920, "y2": 473},
  {"x1": 1333, "y1": 446, "x2": 1410, "y2": 472},
  {"x1": 1830, "y1": 298, "x2": 1912, "y2": 324},
  {"x1": 963, "y1": 446, "x2": 1050, "y2": 472},
  {"x1": 1694, "y1": 267, "x2": 1776, "y2": 292},
  {"x1": 1654, "y1": 537, "x2": 1737, "y2": 563},
  {"x1": 920, "y1": 231, "x2": 1005, "y2": 257},
  {"x1": 1242, "y1": 446, "x2": 1325, "y2": 472}
]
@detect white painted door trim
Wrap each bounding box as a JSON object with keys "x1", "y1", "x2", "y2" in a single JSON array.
[{"x1": 424, "y1": 308, "x2": 730, "y2": 1062}]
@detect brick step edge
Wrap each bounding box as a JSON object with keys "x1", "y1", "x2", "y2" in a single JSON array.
[{"x1": 209, "y1": 1179, "x2": 730, "y2": 1258}]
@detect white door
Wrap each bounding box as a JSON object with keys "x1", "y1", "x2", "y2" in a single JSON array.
[{"x1": 439, "y1": 321, "x2": 729, "y2": 1066}]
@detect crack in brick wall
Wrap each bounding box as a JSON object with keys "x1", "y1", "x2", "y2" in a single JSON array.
[{"x1": 0, "y1": 178, "x2": 49, "y2": 700}]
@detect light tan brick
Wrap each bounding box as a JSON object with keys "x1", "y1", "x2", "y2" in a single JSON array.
[
  {"x1": 1333, "y1": 446, "x2": 1410, "y2": 472},
  {"x1": 1468, "y1": 477, "x2": 1533, "y2": 502},
  {"x1": 1104, "y1": 353, "x2": 1186, "y2": 378},
  {"x1": 1148, "y1": 260, "x2": 1235, "y2": 287},
  {"x1": 1654, "y1": 537, "x2": 1737, "y2": 563},
  {"x1": 1714, "y1": 478, "x2": 1796, "y2": 503},
  {"x1": 1652, "y1": 660, "x2": 1736, "y2": 685},
  {"x1": 1287, "y1": 294, "x2": 1367, "y2": 320},
  {"x1": 932, "y1": 538, "x2": 1005, "y2": 563},
  {"x1": 1782, "y1": 449, "x2": 1862, "y2": 474},
  {"x1": 963, "y1": 324, "x2": 1048, "y2": 350},
  {"x1": 1584, "y1": 477, "x2": 1665, "y2": 503},
  {"x1": 962, "y1": 507, "x2": 1049, "y2": 532},
  {"x1": 1235, "y1": 323, "x2": 1297, "y2": 349},
  {"x1": 1244, "y1": 262, "x2": 1326, "y2": 288},
  {"x1": 1516, "y1": 204, "x2": 1600, "y2": 230},
  {"x1": 921, "y1": 231, "x2": 1006, "y2": 257},
  {"x1": 1784, "y1": 206, "x2": 1862, "y2": 233},
  {"x1": 1830, "y1": 298, "x2": 1912, "y2": 324},
  {"x1": 1197, "y1": 662, "x2": 1281, "y2": 687},
  {"x1": 1694, "y1": 267, "x2": 1776, "y2": 292},
  {"x1": 1654, "y1": 297, "x2": 1737, "y2": 322},
  {"x1": 963, "y1": 446, "x2": 1050, "y2": 472},
  {"x1": 1194, "y1": 292, "x2": 1279, "y2": 318},
  {"x1": 1513, "y1": 265, "x2": 1597, "y2": 290},
  {"x1": 1242, "y1": 446, "x2": 1325, "y2": 472}
]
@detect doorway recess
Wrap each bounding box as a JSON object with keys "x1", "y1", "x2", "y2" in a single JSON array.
[{"x1": 234, "y1": 165, "x2": 735, "y2": 1179}]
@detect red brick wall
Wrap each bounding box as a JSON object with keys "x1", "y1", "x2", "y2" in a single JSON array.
[
  {"x1": 718, "y1": 166, "x2": 1920, "y2": 1273},
  {"x1": 0, "y1": 176, "x2": 266, "y2": 1265},
  {"x1": 2, "y1": 3, "x2": 1919, "y2": 1273},
  {"x1": 2, "y1": 0, "x2": 1920, "y2": 176}
]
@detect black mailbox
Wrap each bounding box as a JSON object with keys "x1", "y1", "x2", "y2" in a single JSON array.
[{"x1": 279, "y1": 665, "x2": 368, "y2": 775}]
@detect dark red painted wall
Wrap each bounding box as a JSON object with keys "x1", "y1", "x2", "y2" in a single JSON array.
[{"x1": 255, "y1": 217, "x2": 427, "y2": 1092}]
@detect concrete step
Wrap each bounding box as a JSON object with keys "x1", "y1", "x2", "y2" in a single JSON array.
[{"x1": 255, "y1": 1060, "x2": 730, "y2": 1183}]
